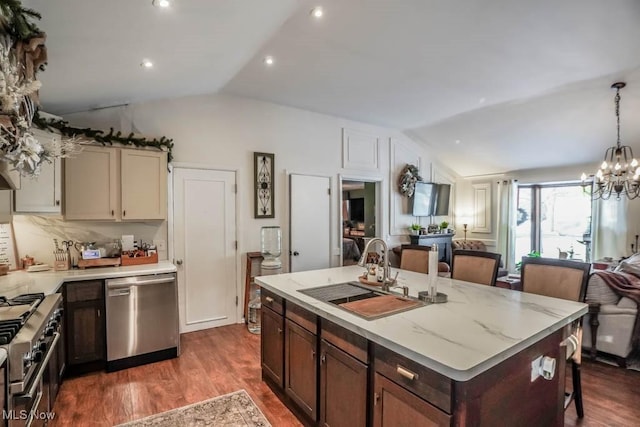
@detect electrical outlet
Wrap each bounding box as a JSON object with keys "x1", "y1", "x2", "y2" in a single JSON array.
[
  {"x1": 531, "y1": 355, "x2": 542, "y2": 382},
  {"x1": 153, "y1": 239, "x2": 166, "y2": 251}
]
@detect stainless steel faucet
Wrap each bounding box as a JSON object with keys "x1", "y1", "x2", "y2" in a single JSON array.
[{"x1": 357, "y1": 237, "x2": 395, "y2": 291}]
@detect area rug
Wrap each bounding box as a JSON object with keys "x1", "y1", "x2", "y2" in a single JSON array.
[{"x1": 116, "y1": 390, "x2": 271, "y2": 427}]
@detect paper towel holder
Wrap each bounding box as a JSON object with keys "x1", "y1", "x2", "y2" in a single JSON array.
[{"x1": 418, "y1": 291, "x2": 448, "y2": 304}]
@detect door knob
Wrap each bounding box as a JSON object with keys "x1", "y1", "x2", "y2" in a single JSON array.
[{"x1": 175, "y1": 259, "x2": 183, "y2": 265}]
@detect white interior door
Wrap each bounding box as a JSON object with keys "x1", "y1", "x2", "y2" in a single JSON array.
[
  {"x1": 173, "y1": 167, "x2": 237, "y2": 333},
  {"x1": 290, "y1": 174, "x2": 331, "y2": 272}
]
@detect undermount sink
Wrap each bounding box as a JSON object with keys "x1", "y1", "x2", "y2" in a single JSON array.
[{"x1": 298, "y1": 282, "x2": 426, "y2": 320}]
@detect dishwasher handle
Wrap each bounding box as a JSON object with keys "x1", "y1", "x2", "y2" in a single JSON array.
[
  {"x1": 108, "y1": 288, "x2": 131, "y2": 297},
  {"x1": 106, "y1": 274, "x2": 176, "y2": 290}
]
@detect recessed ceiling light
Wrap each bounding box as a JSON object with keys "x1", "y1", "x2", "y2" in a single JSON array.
[
  {"x1": 152, "y1": 0, "x2": 170, "y2": 8},
  {"x1": 455, "y1": 139, "x2": 461, "y2": 144},
  {"x1": 479, "y1": 97, "x2": 486, "y2": 104},
  {"x1": 264, "y1": 56, "x2": 275, "y2": 66},
  {"x1": 141, "y1": 59, "x2": 154, "y2": 69},
  {"x1": 310, "y1": 7, "x2": 324, "y2": 18}
]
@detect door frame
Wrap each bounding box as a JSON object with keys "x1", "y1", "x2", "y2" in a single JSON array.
[
  {"x1": 338, "y1": 174, "x2": 383, "y2": 266},
  {"x1": 169, "y1": 162, "x2": 242, "y2": 324},
  {"x1": 287, "y1": 170, "x2": 334, "y2": 270}
]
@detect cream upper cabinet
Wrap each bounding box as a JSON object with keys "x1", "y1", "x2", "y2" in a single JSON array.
[
  {"x1": 64, "y1": 146, "x2": 167, "y2": 221},
  {"x1": 0, "y1": 190, "x2": 12, "y2": 223},
  {"x1": 64, "y1": 146, "x2": 118, "y2": 220},
  {"x1": 14, "y1": 129, "x2": 62, "y2": 214},
  {"x1": 120, "y1": 149, "x2": 167, "y2": 220}
]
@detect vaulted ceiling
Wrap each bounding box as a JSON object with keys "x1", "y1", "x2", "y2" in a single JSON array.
[{"x1": 24, "y1": 0, "x2": 640, "y2": 177}]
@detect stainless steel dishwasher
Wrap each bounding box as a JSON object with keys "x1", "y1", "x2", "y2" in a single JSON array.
[{"x1": 105, "y1": 273, "x2": 179, "y2": 371}]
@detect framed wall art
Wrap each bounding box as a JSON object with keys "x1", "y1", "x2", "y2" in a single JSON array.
[{"x1": 254, "y1": 152, "x2": 275, "y2": 218}]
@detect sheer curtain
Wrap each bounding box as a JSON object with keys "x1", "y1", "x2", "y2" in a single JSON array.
[
  {"x1": 496, "y1": 179, "x2": 518, "y2": 272},
  {"x1": 592, "y1": 197, "x2": 628, "y2": 260}
]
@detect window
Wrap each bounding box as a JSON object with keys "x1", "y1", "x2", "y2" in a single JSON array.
[{"x1": 515, "y1": 183, "x2": 592, "y2": 262}]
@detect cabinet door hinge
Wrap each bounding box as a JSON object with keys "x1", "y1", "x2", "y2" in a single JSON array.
[
  {"x1": 235, "y1": 295, "x2": 239, "y2": 306},
  {"x1": 233, "y1": 184, "x2": 237, "y2": 193},
  {"x1": 327, "y1": 187, "x2": 331, "y2": 195},
  {"x1": 234, "y1": 241, "x2": 238, "y2": 250}
]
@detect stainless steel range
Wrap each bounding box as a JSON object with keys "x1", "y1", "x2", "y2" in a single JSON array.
[{"x1": 0, "y1": 293, "x2": 64, "y2": 427}]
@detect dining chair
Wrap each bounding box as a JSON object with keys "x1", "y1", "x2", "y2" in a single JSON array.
[
  {"x1": 520, "y1": 256, "x2": 591, "y2": 418},
  {"x1": 399, "y1": 245, "x2": 450, "y2": 274},
  {"x1": 450, "y1": 249, "x2": 501, "y2": 286}
]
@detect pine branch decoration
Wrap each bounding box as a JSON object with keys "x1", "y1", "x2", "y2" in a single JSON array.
[
  {"x1": 0, "y1": 0, "x2": 43, "y2": 42},
  {"x1": 32, "y1": 112, "x2": 174, "y2": 162}
]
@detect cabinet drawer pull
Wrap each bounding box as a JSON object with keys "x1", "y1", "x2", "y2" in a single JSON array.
[
  {"x1": 277, "y1": 327, "x2": 282, "y2": 334},
  {"x1": 111, "y1": 210, "x2": 114, "y2": 216},
  {"x1": 374, "y1": 392, "x2": 380, "y2": 405},
  {"x1": 320, "y1": 353, "x2": 326, "y2": 364},
  {"x1": 312, "y1": 350, "x2": 316, "y2": 359},
  {"x1": 265, "y1": 296, "x2": 274, "y2": 303},
  {"x1": 123, "y1": 210, "x2": 126, "y2": 217},
  {"x1": 396, "y1": 365, "x2": 418, "y2": 381},
  {"x1": 55, "y1": 200, "x2": 60, "y2": 206}
]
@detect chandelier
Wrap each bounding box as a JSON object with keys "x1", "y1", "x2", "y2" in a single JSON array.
[{"x1": 581, "y1": 82, "x2": 640, "y2": 200}]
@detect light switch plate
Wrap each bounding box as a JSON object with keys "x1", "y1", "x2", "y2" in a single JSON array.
[{"x1": 154, "y1": 239, "x2": 166, "y2": 251}]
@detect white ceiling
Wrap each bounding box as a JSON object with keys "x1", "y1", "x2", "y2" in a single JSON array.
[{"x1": 25, "y1": 0, "x2": 640, "y2": 177}]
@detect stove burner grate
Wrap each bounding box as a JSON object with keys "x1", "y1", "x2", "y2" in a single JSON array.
[{"x1": 0, "y1": 293, "x2": 45, "y2": 307}]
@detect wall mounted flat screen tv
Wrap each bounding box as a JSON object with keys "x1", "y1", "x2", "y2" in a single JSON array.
[
  {"x1": 433, "y1": 183, "x2": 451, "y2": 216},
  {"x1": 412, "y1": 182, "x2": 436, "y2": 216},
  {"x1": 349, "y1": 198, "x2": 365, "y2": 222}
]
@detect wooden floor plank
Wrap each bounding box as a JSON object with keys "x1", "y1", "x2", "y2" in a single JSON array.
[{"x1": 50, "y1": 324, "x2": 639, "y2": 426}]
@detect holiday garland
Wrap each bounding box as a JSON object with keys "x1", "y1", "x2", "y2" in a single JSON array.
[
  {"x1": 0, "y1": 0, "x2": 43, "y2": 43},
  {"x1": 32, "y1": 112, "x2": 174, "y2": 162}
]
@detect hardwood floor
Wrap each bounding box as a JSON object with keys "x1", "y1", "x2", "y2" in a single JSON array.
[{"x1": 51, "y1": 324, "x2": 640, "y2": 426}]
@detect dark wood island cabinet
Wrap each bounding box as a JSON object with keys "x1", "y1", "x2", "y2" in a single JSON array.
[
  {"x1": 63, "y1": 280, "x2": 106, "y2": 374},
  {"x1": 260, "y1": 281, "x2": 575, "y2": 427}
]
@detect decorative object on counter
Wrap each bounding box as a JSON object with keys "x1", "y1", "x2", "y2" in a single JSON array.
[
  {"x1": 440, "y1": 221, "x2": 449, "y2": 232},
  {"x1": 398, "y1": 164, "x2": 422, "y2": 197},
  {"x1": 115, "y1": 390, "x2": 270, "y2": 427},
  {"x1": 77, "y1": 257, "x2": 121, "y2": 269},
  {"x1": 462, "y1": 223, "x2": 468, "y2": 241},
  {"x1": 20, "y1": 254, "x2": 34, "y2": 269},
  {"x1": 0, "y1": 263, "x2": 9, "y2": 276},
  {"x1": 120, "y1": 251, "x2": 158, "y2": 266},
  {"x1": 254, "y1": 152, "x2": 274, "y2": 218},
  {"x1": 427, "y1": 224, "x2": 439, "y2": 234}
]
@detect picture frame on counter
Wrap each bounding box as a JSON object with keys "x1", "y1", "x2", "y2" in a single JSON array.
[
  {"x1": 254, "y1": 152, "x2": 275, "y2": 218},
  {"x1": 0, "y1": 223, "x2": 18, "y2": 271}
]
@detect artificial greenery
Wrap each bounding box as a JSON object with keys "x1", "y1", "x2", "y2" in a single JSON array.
[
  {"x1": 32, "y1": 112, "x2": 174, "y2": 162},
  {"x1": 440, "y1": 221, "x2": 449, "y2": 229},
  {"x1": 410, "y1": 223, "x2": 421, "y2": 231},
  {"x1": 0, "y1": 0, "x2": 42, "y2": 42},
  {"x1": 515, "y1": 251, "x2": 541, "y2": 271}
]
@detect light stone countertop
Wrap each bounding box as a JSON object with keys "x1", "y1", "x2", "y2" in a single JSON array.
[
  {"x1": 0, "y1": 261, "x2": 177, "y2": 298},
  {"x1": 256, "y1": 265, "x2": 588, "y2": 382}
]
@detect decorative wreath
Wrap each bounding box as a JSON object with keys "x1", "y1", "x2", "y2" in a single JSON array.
[{"x1": 398, "y1": 164, "x2": 422, "y2": 197}]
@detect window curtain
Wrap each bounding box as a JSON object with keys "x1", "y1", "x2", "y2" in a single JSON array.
[
  {"x1": 592, "y1": 197, "x2": 628, "y2": 260},
  {"x1": 496, "y1": 179, "x2": 518, "y2": 272}
]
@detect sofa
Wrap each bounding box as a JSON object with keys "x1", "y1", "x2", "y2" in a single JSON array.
[{"x1": 582, "y1": 258, "x2": 639, "y2": 366}]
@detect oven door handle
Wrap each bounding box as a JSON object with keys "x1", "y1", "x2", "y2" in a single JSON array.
[{"x1": 23, "y1": 332, "x2": 60, "y2": 399}]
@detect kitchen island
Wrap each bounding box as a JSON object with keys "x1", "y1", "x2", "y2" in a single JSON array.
[{"x1": 257, "y1": 265, "x2": 587, "y2": 426}]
